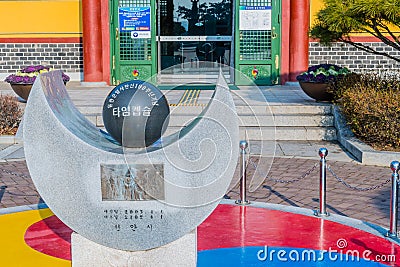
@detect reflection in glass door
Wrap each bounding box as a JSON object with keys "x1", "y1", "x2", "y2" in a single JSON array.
[{"x1": 157, "y1": 0, "x2": 233, "y2": 75}]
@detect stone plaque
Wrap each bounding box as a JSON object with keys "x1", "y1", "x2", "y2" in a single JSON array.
[{"x1": 101, "y1": 164, "x2": 165, "y2": 201}]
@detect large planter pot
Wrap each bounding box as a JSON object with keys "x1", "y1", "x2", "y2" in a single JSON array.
[
  {"x1": 10, "y1": 82, "x2": 68, "y2": 102},
  {"x1": 10, "y1": 83, "x2": 33, "y2": 101},
  {"x1": 299, "y1": 81, "x2": 334, "y2": 102}
]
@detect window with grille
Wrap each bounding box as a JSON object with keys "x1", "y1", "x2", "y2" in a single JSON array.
[
  {"x1": 239, "y1": 0, "x2": 272, "y2": 60},
  {"x1": 119, "y1": 0, "x2": 152, "y2": 61}
]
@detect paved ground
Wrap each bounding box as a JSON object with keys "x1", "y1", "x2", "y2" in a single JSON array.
[
  {"x1": 227, "y1": 156, "x2": 391, "y2": 228},
  {"x1": 0, "y1": 140, "x2": 394, "y2": 229},
  {"x1": 0, "y1": 81, "x2": 396, "y2": 231}
]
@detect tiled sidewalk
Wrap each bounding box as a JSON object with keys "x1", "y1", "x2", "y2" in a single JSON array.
[
  {"x1": 0, "y1": 160, "x2": 42, "y2": 207},
  {"x1": 0, "y1": 155, "x2": 393, "y2": 229},
  {"x1": 227, "y1": 157, "x2": 391, "y2": 228}
]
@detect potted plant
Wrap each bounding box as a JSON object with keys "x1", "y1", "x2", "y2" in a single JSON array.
[
  {"x1": 296, "y1": 64, "x2": 350, "y2": 101},
  {"x1": 4, "y1": 65, "x2": 70, "y2": 101}
]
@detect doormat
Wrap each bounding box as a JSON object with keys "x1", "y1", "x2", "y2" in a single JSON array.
[{"x1": 158, "y1": 84, "x2": 239, "y2": 90}]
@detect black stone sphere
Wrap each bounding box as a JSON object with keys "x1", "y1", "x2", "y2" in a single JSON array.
[{"x1": 102, "y1": 80, "x2": 170, "y2": 148}]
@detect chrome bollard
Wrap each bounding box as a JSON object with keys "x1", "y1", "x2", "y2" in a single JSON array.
[
  {"x1": 236, "y1": 140, "x2": 250, "y2": 205},
  {"x1": 387, "y1": 161, "x2": 400, "y2": 238},
  {"x1": 315, "y1": 148, "x2": 329, "y2": 216}
]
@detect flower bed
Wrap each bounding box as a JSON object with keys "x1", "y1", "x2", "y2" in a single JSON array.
[
  {"x1": 296, "y1": 64, "x2": 351, "y2": 83},
  {"x1": 4, "y1": 65, "x2": 70, "y2": 85},
  {"x1": 4, "y1": 65, "x2": 70, "y2": 101}
]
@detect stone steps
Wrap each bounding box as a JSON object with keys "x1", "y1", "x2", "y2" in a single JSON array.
[
  {"x1": 167, "y1": 114, "x2": 333, "y2": 127},
  {"x1": 164, "y1": 126, "x2": 337, "y2": 141},
  {"x1": 79, "y1": 103, "x2": 336, "y2": 141},
  {"x1": 84, "y1": 114, "x2": 333, "y2": 128},
  {"x1": 77, "y1": 104, "x2": 332, "y2": 116}
]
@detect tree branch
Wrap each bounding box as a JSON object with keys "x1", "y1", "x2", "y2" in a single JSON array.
[
  {"x1": 379, "y1": 23, "x2": 400, "y2": 45},
  {"x1": 339, "y1": 38, "x2": 400, "y2": 62},
  {"x1": 370, "y1": 19, "x2": 400, "y2": 50}
]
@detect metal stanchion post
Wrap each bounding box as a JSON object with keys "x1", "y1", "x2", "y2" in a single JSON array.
[
  {"x1": 387, "y1": 161, "x2": 400, "y2": 238},
  {"x1": 236, "y1": 140, "x2": 250, "y2": 205},
  {"x1": 315, "y1": 148, "x2": 329, "y2": 216}
]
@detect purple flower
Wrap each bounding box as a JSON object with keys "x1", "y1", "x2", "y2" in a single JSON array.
[
  {"x1": 297, "y1": 64, "x2": 350, "y2": 83},
  {"x1": 14, "y1": 76, "x2": 23, "y2": 83},
  {"x1": 296, "y1": 73, "x2": 307, "y2": 82},
  {"x1": 23, "y1": 76, "x2": 34, "y2": 83},
  {"x1": 62, "y1": 73, "x2": 70, "y2": 82},
  {"x1": 21, "y1": 65, "x2": 50, "y2": 73},
  {"x1": 4, "y1": 65, "x2": 70, "y2": 84},
  {"x1": 308, "y1": 66, "x2": 319, "y2": 72},
  {"x1": 22, "y1": 66, "x2": 36, "y2": 73},
  {"x1": 315, "y1": 73, "x2": 326, "y2": 82},
  {"x1": 5, "y1": 74, "x2": 15, "y2": 83}
]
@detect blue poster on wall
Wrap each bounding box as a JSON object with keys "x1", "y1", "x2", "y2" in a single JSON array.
[{"x1": 119, "y1": 7, "x2": 151, "y2": 39}]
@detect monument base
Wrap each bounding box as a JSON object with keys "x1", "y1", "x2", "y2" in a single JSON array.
[{"x1": 71, "y1": 230, "x2": 197, "y2": 267}]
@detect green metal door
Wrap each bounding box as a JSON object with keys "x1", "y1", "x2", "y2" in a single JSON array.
[
  {"x1": 110, "y1": 0, "x2": 157, "y2": 85},
  {"x1": 110, "y1": 0, "x2": 280, "y2": 85},
  {"x1": 234, "y1": 0, "x2": 280, "y2": 85}
]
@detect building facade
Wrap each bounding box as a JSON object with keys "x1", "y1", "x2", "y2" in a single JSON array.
[{"x1": 0, "y1": 0, "x2": 397, "y2": 86}]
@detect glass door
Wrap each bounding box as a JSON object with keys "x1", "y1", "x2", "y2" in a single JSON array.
[{"x1": 157, "y1": 0, "x2": 233, "y2": 75}]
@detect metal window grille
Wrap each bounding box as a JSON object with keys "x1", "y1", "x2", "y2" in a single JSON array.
[
  {"x1": 160, "y1": 0, "x2": 168, "y2": 16},
  {"x1": 239, "y1": 0, "x2": 271, "y2": 5},
  {"x1": 239, "y1": 31, "x2": 271, "y2": 60},
  {"x1": 119, "y1": 0, "x2": 152, "y2": 61},
  {"x1": 239, "y1": 0, "x2": 272, "y2": 60}
]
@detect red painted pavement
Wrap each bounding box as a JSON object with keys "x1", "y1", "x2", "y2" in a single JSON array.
[
  {"x1": 25, "y1": 215, "x2": 72, "y2": 261},
  {"x1": 24, "y1": 204, "x2": 400, "y2": 265},
  {"x1": 198, "y1": 205, "x2": 400, "y2": 266}
]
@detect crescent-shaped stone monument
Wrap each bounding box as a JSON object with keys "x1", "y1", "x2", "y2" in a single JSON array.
[{"x1": 23, "y1": 70, "x2": 239, "y2": 252}]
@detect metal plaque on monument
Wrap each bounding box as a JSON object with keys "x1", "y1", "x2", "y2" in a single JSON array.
[{"x1": 23, "y1": 70, "x2": 239, "y2": 266}]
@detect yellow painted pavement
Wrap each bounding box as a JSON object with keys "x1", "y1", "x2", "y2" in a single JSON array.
[{"x1": 0, "y1": 209, "x2": 70, "y2": 267}]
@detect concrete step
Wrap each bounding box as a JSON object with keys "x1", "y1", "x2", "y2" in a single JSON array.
[
  {"x1": 163, "y1": 126, "x2": 337, "y2": 141},
  {"x1": 86, "y1": 114, "x2": 334, "y2": 128},
  {"x1": 168, "y1": 115, "x2": 334, "y2": 127},
  {"x1": 271, "y1": 115, "x2": 333, "y2": 127},
  {"x1": 76, "y1": 104, "x2": 333, "y2": 117},
  {"x1": 79, "y1": 103, "x2": 336, "y2": 141},
  {"x1": 256, "y1": 105, "x2": 332, "y2": 115},
  {"x1": 234, "y1": 105, "x2": 332, "y2": 116},
  {"x1": 92, "y1": 125, "x2": 337, "y2": 141}
]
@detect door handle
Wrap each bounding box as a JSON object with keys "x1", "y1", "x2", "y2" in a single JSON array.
[
  {"x1": 272, "y1": 27, "x2": 278, "y2": 39},
  {"x1": 116, "y1": 28, "x2": 119, "y2": 40}
]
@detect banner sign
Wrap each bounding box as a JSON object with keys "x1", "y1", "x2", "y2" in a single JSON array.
[
  {"x1": 119, "y1": 7, "x2": 151, "y2": 39},
  {"x1": 239, "y1": 6, "x2": 271, "y2": 31}
]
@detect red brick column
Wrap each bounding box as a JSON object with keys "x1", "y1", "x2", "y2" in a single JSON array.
[
  {"x1": 82, "y1": 0, "x2": 103, "y2": 82},
  {"x1": 101, "y1": 0, "x2": 111, "y2": 84},
  {"x1": 289, "y1": 0, "x2": 310, "y2": 81},
  {"x1": 280, "y1": 0, "x2": 290, "y2": 84}
]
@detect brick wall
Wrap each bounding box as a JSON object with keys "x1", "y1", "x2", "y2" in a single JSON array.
[
  {"x1": 0, "y1": 43, "x2": 83, "y2": 74},
  {"x1": 309, "y1": 42, "x2": 400, "y2": 72},
  {"x1": 2, "y1": 41, "x2": 399, "y2": 80}
]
